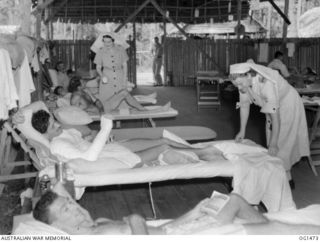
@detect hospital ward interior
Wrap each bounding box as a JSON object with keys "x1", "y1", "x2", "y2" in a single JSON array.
[{"x1": 2, "y1": 0, "x2": 320, "y2": 236}]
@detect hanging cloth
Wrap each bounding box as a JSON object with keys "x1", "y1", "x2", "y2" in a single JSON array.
[
  {"x1": 0, "y1": 48, "x2": 19, "y2": 119},
  {"x1": 257, "y1": 43, "x2": 269, "y2": 63},
  {"x1": 13, "y1": 50, "x2": 36, "y2": 107}
]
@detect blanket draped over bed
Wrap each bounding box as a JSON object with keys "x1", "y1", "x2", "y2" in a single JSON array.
[{"x1": 65, "y1": 138, "x2": 294, "y2": 213}]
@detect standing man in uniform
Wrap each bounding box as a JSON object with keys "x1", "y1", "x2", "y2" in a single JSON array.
[{"x1": 151, "y1": 36, "x2": 163, "y2": 86}]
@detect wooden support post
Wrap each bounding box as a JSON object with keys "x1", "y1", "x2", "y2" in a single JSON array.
[
  {"x1": 133, "y1": 22, "x2": 137, "y2": 86},
  {"x1": 45, "y1": 7, "x2": 50, "y2": 40},
  {"x1": 237, "y1": 0, "x2": 241, "y2": 41},
  {"x1": 163, "y1": 17, "x2": 167, "y2": 85},
  {"x1": 35, "y1": 12, "x2": 42, "y2": 40},
  {"x1": 282, "y1": 0, "x2": 289, "y2": 51},
  {"x1": 236, "y1": 0, "x2": 242, "y2": 62}
]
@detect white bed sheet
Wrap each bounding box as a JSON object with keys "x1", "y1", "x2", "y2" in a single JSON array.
[
  {"x1": 69, "y1": 140, "x2": 294, "y2": 212},
  {"x1": 13, "y1": 205, "x2": 320, "y2": 235}
]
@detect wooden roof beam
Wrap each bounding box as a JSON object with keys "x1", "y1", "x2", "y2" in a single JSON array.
[
  {"x1": 31, "y1": 0, "x2": 55, "y2": 15},
  {"x1": 45, "y1": 0, "x2": 69, "y2": 24},
  {"x1": 150, "y1": 0, "x2": 223, "y2": 73},
  {"x1": 115, "y1": 0, "x2": 152, "y2": 32},
  {"x1": 267, "y1": 0, "x2": 290, "y2": 24},
  {"x1": 150, "y1": 0, "x2": 188, "y2": 37}
]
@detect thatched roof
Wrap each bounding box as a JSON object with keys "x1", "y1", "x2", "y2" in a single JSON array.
[{"x1": 47, "y1": 0, "x2": 250, "y2": 24}]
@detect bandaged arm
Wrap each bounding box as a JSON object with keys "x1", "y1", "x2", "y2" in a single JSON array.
[
  {"x1": 52, "y1": 115, "x2": 113, "y2": 161},
  {"x1": 82, "y1": 116, "x2": 112, "y2": 161}
]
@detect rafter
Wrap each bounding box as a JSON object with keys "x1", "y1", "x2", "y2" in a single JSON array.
[
  {"x1": 114, "y1": 0, "x2": 152, "y2": 32},
  {"x1": 47, "y1": 0, "x2": 250, "y2": 24},
  {"x1": 45, "y1": 0, "x2": 69, "y2": 24},
  {"x1": 31, "y1": 0, "x2": 55, "y2": 15},
  {"x1": 267, "y1": 0, "x2": 291, "y2": 25}
]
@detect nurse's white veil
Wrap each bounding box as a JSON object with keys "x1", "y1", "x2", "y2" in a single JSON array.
[
  {"x1": 230, "y1": 60, "x2": 285, "y2": 85},
  {"x1": 90, "y1": 32, "x2": 130, "y2": 53}
]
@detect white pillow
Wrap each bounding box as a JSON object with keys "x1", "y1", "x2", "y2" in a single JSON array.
[{"x1": 54, "y1": 106, "x2": 93, "y2": 125}]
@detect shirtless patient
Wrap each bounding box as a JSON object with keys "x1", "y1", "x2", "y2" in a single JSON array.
[
  {"x1": 28, "y1": 101, "x2": 223, "y2": 173},
  {"x1": 68, "y1": 77, "x2": 170, "y2": 115},
  {"x1": 32, "y1": 183, "x2": 320, "y2": 235}
]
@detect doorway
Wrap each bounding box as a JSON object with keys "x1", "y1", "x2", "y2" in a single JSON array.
[{"x1": 134, "y1": 23, "x2": 164, "y2": 86}]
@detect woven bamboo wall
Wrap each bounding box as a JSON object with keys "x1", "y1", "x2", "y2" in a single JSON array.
[
  {"x1": 53, "y1": 38, "x2": 320, "y2": 87},
  {"x1": 52, "y1": 39, "x2": 137, "y2": 84}
]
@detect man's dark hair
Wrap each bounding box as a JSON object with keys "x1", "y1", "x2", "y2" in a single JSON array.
[
  {"x1": 102, "y1": 35, "x2": 114, "y2": 42},
  {"x1": 68, "y1": 77, "x2": 82, "y2": 93},
  {"x1": 53, "y1": 86, "x2": 63, "y2": 95},
  {"x1": 274, "y1": 51, "x2": 283, "y2": 59},
  {"x1": 33, "y1": 191, "x2": 58, "y2": 224},
  {"x1": 55, "y1": 61, "x2": 63, "y2": 70},
  {"x1": 66, "y1": 69, "x2": 73, "y2": 76},
  {"x1": 31, "y1": 110, "x2": 50, "y2": 134}
]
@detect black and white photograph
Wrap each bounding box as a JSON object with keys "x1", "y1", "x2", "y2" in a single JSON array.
[{"x1": 0, "y1": 0, "x2": 320, "y2": 239}]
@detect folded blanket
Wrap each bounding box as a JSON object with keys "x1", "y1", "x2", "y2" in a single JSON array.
[
  {"x1": 230, "y1": 152, "x2": 295, "y2": 212},
  {"x1": 162, "y1": 131, "x2": 294, "y2": 212}
]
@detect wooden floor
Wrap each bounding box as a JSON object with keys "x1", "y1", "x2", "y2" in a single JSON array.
[{"x1": 80, "y1": 86, "x2": 320, "y2": 220}]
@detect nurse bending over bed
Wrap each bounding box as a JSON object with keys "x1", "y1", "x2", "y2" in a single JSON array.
[
  {"x1": 26, "y1": 181, "x2": 320, "y2": 235},
  {"x1": 230, "y1": 61, "x2": 310, "y2": 182},
  {"x1": 68, "y1": 77, "x2": 170, "y2": 115}
]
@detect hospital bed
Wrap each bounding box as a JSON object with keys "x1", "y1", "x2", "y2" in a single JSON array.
[
  {"x1": 296, "y1": 83, "x2": 320, "y2": 96},
  {"x1": 15, "y1": 107, "x2": 294, "y2": 214},
  {"x1": 77, "y1": 77, "x2": 158, "y2": 105},
  {"x1": 12, "y1": 202, "x2": 320, "y2": 235},
  {"x1": 301, "y1": 97, "x2": 320, "y2": 175},
  {"x1": 55, "y1": 93, "x2": 176, "y2": 127},
  {"x1": 1, "y1": 101, "x2": 294, "y2": 215}
]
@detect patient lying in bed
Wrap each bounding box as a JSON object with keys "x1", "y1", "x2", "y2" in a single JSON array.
[
  {"x1": 29, "y1": 105, "x2": 223, "y2": 173},
  {"x1": 25, "y1": 182, "x2": 320, "y2": 235},
  {"x1": 68, "y1": 77, "x2": 168, "y2": 115}
]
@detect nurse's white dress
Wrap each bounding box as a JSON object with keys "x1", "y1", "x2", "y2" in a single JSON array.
[{"x1": 238, "y1": 66, "x2": 310, "y2": 171}]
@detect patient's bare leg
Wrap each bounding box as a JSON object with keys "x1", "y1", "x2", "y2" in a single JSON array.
[
  {"x1": 120, "y1": 138, "x2": 168, "y2": 152},
  {"x1": 130, "y1": 102, "x2": 171, "y2": 114},
  {"x1": 120, "y1": 137, "x2": 193, "y2": 153},
  {"x1": 135, "y1": 144, "x2": 169, "y2": 166},
  {"x1": 191, "y1": 146, "x2": 224, "y2": 161},
  {"x1": 203, "y1": 193, "x2": 268, "y2": 225},
  {"x1": 166, "y1": 146, "x2": 223, "y2": 161},
  {"x1": 123, "y1": 92, "x2": 147, "y2": 111},
  {"x1": 104, "y1": 90, "x2": 129, "y2": 112},
  {"x1": 147, "y1": 92, "x2": 157, "y2": 99},
  {"x1": 161, "y1": 150, "x2": 199, "y2": 164}
]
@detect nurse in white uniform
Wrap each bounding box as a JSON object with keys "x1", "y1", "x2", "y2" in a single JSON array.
[{"x1": 229, "y1": 61, "x2": 310, "y2": 182}]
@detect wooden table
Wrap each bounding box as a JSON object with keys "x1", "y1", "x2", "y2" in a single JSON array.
[{"x1": 196, "y1": 72, "x2": 223, "y2": 111}]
